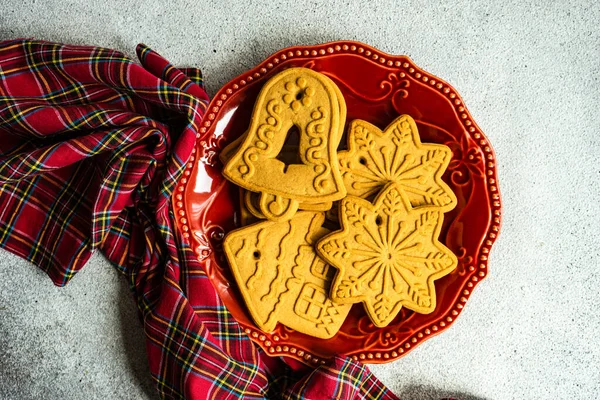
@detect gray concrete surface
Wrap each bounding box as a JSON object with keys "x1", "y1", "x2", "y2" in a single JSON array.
[{"x1": 1, "y1": 0, "x2": 599, "y2": 399}]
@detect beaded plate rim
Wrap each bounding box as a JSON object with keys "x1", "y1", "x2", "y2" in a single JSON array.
[{"x1": 173, "y1": 40, "x2": 501, "y2": 365}]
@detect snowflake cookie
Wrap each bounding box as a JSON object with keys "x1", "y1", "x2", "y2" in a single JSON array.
[{"x1": 316, "y1": 184, "x2": 458, "y2": 327}]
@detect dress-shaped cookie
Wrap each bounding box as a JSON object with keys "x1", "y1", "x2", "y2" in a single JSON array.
[
  {"x1": 223, "y1": 211, "x2": 351, "y2": 338},
  {"x1": 223, "y1": 68, "x2": 347, "y2": 221},
  {"x1": 337, "y1": 115, "x2": 457, "y2": 211},
  {"x1": 316, "y1": 184, "x2": 457, "y2": 327}
]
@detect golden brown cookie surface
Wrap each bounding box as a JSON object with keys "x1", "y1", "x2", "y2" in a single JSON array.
[
  {"x1": 338, "y1": 115, "x2": 456, "y2": 211},
  {"x1": 242, "y1": 189, "x2": 332, "y2": 218},
  {"x1": 223, "y1": 211, "x2": 351, "y2": 338},
  {"x1": 316, "y1": 184, "x2": 457, "y2": 328},
  {"x1": 223, "y1": 68, "x2": 347, "y2": 221},
  {"x1": 237, "y1": 187, "x2": 257, "y2": 226}
]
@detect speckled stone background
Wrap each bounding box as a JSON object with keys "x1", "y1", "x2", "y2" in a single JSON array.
[{"x1": 1, "y1": 1, "x2": 599, "y2": 399}]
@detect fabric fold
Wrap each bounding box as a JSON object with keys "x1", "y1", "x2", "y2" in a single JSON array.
[{"x1": 0, "y1": 39, "x2": 398, "y2": 399}]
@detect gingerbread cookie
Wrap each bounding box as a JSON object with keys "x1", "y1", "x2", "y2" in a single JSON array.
[
  {"x1": 298, "y1": 200, "x2": 333, "y2": 212},
  {"x1": 243, "y1": 189, "x2": 267, "y2": 219},
  {"x1": 337, "y1": 115, "x2": 456, "y2": 211},
  {"x1": 220, "y1": 134, "x2": 303, "y2": 166},
  {"x1": 243, "y1": 189, "x2": 332, "y2": 219},
  {"x1": 237, "y1": 187, "x2": 257, "y2": 226},
  {"x1": 223, "y1": 211, "x2": 352, "y2": 338},
  {"x1": 220, "y1": 77, "x2": 346, "y2": 168},
  {"x1": 316, "y1": 184, "x2": 457, "y2": 328},
  {"x1": 223, "y1": 68, "x2": 347, "y2": 221}
]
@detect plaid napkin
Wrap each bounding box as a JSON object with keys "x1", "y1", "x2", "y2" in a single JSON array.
[{"x1": 0, "y1": 39, "x2": 400, "y2": 399}]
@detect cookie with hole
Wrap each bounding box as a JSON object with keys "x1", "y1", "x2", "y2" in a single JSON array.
[
  {"x1": 316, "y1": 183, "x2": 457, "y2": 328},
  {"x1": 337, "y1": 115, "x2": 457, "y2": 212},
  {"x1": 222, "y1": 68, "x2": 347, "y2": 222},
  {"x1": 223, "y1": 211, "x2": 352, "y2": 338}
]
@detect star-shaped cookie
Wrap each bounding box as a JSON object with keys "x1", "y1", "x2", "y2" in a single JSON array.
[
  {"x1": 337, "y1": 115, "x2": 457, "y2": 211},
  {"x1": 316, "y1": 184, "x2": 458, "y2": 327}
]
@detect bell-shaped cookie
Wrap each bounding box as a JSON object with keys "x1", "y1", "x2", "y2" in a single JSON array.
[{"x1": 223, "y1": 68, "x2": 347, "y2": 221}]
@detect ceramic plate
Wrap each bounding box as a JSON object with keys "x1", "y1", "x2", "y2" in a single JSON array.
[{"x1": 174, "y1": 41, "x2": 501, "y2": 366}]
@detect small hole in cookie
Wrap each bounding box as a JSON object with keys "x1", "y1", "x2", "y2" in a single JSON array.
[
  {"x1": 296, "y1": 91, "x2": 303, "y2": 100},
  {"x1": 359, "y1": 157, "x2": 367, "y2": 165},
  {"x1": 276, "y1": 125, "x2": 303, "y2": 173},
  {"x1": 253, "y1": 251, "x2": 261, "y2": 259},
  {"x1": 375, "y1": 216, "x2": 383, "y2": 226}
]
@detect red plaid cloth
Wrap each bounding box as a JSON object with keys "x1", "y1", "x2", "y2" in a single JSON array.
[{"x1": 0, "y1": 39, "x2": 402, "y2": 399}]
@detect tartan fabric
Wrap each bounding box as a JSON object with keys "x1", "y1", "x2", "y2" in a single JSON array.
[{"x1": 0, "y1": 39, "x2": 401, "y2": 399}]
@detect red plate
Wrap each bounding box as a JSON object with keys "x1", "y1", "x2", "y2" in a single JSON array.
[{"x1": 174, "y1": 41, "x2": 501, "y2": 365}]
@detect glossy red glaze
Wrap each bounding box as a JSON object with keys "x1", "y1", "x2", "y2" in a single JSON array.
[{"x1": 174, "y1": 41, "x2": 501, "y2": 365}]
